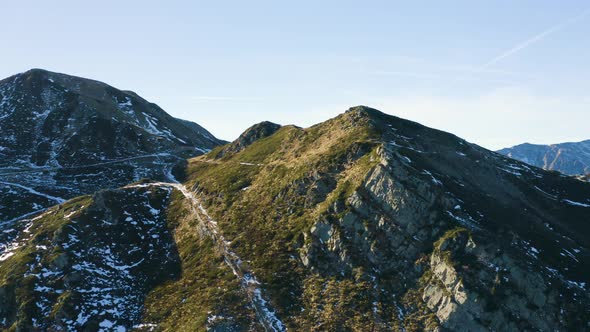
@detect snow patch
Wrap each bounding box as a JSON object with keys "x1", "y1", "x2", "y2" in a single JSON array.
[{"x1": 563, "y1": 199, "x2": 590, "y2": 208}]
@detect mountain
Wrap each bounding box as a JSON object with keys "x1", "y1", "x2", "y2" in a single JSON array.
[
  {"x1": 1, "y1": 106, "x2": 588, "y2": 331},
  {"x1": 497, "y1": 140, "x2": 590, "y2": 175},
  {"x1": 0, "y1": 69, "x2": 224, "y2": 223}
]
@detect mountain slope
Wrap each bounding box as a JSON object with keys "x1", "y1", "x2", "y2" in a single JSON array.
[
  {"x1": 497, "y1": 140, "x2": 590, "y2": 175},
  {"x1": 1, "y1": 106, "x2": 589, "y2": 331},
  {"x1": 0, "y1": 69, "x2": 224, "y2": 223},
  {"x1": 180, "y1": 106, "x2": 590, "y2": 331},
  {"x1": 0, "y1": 69, "x2": 222, "y2": 166},
  {"x1": 0, "y1": 182, "x2": 260, "y2": 331}
]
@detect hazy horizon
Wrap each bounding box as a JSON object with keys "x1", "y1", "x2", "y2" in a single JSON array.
[{"x1": 2, "y1": 1, "x2": 589, "y2": 149}]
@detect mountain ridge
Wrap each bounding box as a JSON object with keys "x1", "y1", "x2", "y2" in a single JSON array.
[
  {"x1": 0, "y1": 68, "x2": 224, "y2": 224},
  {"x1": 176, "y1": 106, "x2": 590, "y2": 330},
  {"x1": 0, "y1": 102, "x2": 589, "y2": 331},
  {"x1": 498, "y1": 139, "x2": 590, "y2": 176}
]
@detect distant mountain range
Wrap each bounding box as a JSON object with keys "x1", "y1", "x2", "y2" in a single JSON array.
[
  {"x1": 497, "y1": 140, "x2": 590, "y2": 176},
  {"x1": 0, "y1": 71, "x2": 589, "y2": 331}
]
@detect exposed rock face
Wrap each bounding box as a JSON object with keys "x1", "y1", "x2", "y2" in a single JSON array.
[
  {"x1": 498, "y1": 140, "x2": 590, "y2": 175},
  {"x1": 300, "y1": 140, "x2": 588, "y2": 330},
  {"x1": 422, "y1": 229, "x2": 562, "y2": 332},
  {"x1": 423, "y1": 231, "x2": 477, "y2": 331}
]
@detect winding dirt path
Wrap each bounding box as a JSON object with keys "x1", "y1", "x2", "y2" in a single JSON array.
[{"x1": 125, "y1": 181, "x2": 286, "y2": 331}]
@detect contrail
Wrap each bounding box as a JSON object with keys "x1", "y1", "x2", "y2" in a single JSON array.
[{"x1": 479, "y1": 8, "x2": 590, "y2": 71}]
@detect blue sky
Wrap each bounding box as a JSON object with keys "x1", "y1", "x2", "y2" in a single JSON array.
[{"x1": 2, "y1": 1, "x2": 589, "y2": 149}]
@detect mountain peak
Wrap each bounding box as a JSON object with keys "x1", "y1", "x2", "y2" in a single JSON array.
[
  {"x1": 215, "y1": 121, "x2": 282, "y2": 157},
  {"x1": 342, "y1": 105, "x2": 392, "y2": 125},
  {"x1": 181, "y1": 106, "x2": 590, "y2": 331},
  {"x1": 0, "y1": 69, "x2": 224, "y2": 158},
  {"x1": 0, "y1": 69, "x2": 224, "y2": 221},
  {"x1": 15, "y1": 68, "x2": 71, "y2": 83},
  {"x1": 345, "y1": 105, "x2": 384, "y2": 116},
  {"x1": 20, "y1": 68, "x2": 49, "y2": 76},
  {"x1": 15, "y1": 68, "x2": 51, "y2": 76}
]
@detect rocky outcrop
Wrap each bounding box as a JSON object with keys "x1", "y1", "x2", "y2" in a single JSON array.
[
  {"x1": 421, "y1": 226, "x2": 584, "y2": 332},
  {"x1": 301, "y1": 143, "x2": 453, "y2": 274}
]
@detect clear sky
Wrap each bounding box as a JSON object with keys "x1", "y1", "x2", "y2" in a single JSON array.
[{"x1": 2, "y1": 1, "x2": 589, "y2": 149}]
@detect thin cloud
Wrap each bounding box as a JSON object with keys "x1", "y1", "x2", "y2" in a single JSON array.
[
  {"x1": 365, "y1": 69, "x2": 522, "y2": 84},
  {"x1": 440, "y1": 65, "x2": 534, "y2": 78},
  {"x1": 479, "y1": 8, "x2": 590, "y2": 71},
  {"x1": 444, "y1": 9, "x2": 590, "y2": 87}
]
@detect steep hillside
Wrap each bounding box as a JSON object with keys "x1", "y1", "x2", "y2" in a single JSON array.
[
  {"x1": 1, "y1": 106, "x2": 589, "y2": 331},
  {"x1": 0, "y1": 69, "x2": 221, "y2": 166},
  {"x1": 0, "y1": 69, "x2": 224, "y2": 223},
  {"x1": 0, "y1": 182, "x2": 259, "y2": 331},
  {"x1": 498, "y1": 140, "x2": 590, "y2": 175},
  {"x1": 180, "y1": 106, "x2": 590, "y2": 331}
]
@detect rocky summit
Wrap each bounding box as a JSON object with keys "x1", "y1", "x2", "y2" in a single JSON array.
[
  {"x1": 0, "y1": 69, "x2": 225, "y2": 223},
  {"x1": 1, "y1": 104, "x2": 589, "y2": 331}
]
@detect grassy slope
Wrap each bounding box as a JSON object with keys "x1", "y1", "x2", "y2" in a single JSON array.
[
  {"x1": 0, "y1": 184, "x2": 181, "y2": 331},
  {"x1": 181, "y1": 108, "x2": 388, "y2": 329},
  {"x1": 0, "y1": 196, "x2": 91, "y2": 331},
  {"x1": 140, "y1": 190, "x2": 259, "y2": 331}
]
